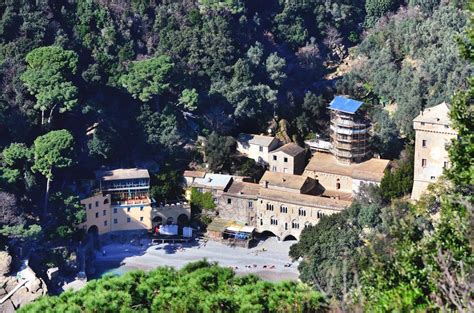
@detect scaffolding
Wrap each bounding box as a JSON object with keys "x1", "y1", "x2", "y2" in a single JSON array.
[{"x1": 329, "y1": 110, "x2": 371, "y2": 164}]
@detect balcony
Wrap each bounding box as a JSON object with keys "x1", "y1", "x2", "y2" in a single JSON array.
[
  {"x1": 330, "y1": 125, "x2": 369, "y2": 135},
  {"x1": 331, "y1": 118, "x2": 368, "y2": 128}
]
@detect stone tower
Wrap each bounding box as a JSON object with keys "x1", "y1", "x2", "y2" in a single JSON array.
[{"x1": 411, "y1": 102, "x2": 457, "y2": 200}]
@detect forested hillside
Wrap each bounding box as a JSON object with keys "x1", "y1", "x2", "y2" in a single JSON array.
[{"x1": 0, "y1": 0, "x2": 472, "y2": 311}]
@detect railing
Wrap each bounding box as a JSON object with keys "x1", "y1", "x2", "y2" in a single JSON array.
[
  {"x1": 330, "y1": 125, "x2": 369, "y2": 135},
  {"x1": 331, "y1": 118, "x2": 368, "y2": 128},
  {"x1": 331, "y1": 148, "x2": 368, "y2": 158}
]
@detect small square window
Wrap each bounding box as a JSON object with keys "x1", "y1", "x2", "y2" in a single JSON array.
[
  {"x1": 127, "y1": 207, "x2": 131, "y2": 212},
  {"x1": 114, "y1": 218, "x2": 118, "y2": 224},
  {"x1": 284, "y1": 157, "x2": 288, "y2": 163},
  {"x1": 127, "y1": 217, "x2": 131, "y2": 223},
  {"x1": 140, "y1": 217, "x2": 144, "y2": 222},
  {"x1": 273, "y1": 155, "x2": 277, "y2": 161},
  {"x1": 431, "y1": 176, "x2": 436, "y2": 180},
  {"x1": 421, "y1": 122, "x2": 425, "y2": 126},
  {"x1": 140, "y1": 206, "x2": 144, "y2": 211},
  {"x1": 227, "y1": 198, "x2": 232, "y2": 204}
]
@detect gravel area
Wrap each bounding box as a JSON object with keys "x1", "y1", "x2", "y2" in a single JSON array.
[{"x1": 95, "y1": 237, "x2": 300, "y2": 282}]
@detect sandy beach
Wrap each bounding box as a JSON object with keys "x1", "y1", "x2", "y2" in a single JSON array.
[{"x1": 94, "y1": 237, "x2": 300, "y2": 282}]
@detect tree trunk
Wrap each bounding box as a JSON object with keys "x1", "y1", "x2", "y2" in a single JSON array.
[
  {"x1": 47, "y1": 103, "x2": 58, "y2": 124},
  {"x1": 43, "y1": 176, "x2": 51, "y2": 218}
]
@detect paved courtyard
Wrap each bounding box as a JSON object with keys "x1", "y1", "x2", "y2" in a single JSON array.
[{"x1": 95, "y1": 237, "x2": 300, "y2": 282}]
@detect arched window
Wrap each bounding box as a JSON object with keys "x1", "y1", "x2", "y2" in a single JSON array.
[
  {"x1": 304, "y1": 221, "x2": 311, "y2": 228},
  {"x1": 103, "y1": 198, "x2": 109, "y2": 204},
  {"x1": 317, "y1": 210, "x2": 322, "y2": 219},
  {"x1": 336, "y1": 178, "x2": 341, "y2": 190},
  {"x1": 270, "y1": 216, "x2": 278, "y2": 225},
  {"x1": 298, "y1": 208, "x2": 306, "y2": 217},
  {"x1": 280, "y1": 205, "x2": 288, "y2": 213},
  {"x1": 266, "y1": 203, "x2": 274, "y2": 211},
  {"x1": 291, "y1": 220, "x2": 299, "y2": 229}
]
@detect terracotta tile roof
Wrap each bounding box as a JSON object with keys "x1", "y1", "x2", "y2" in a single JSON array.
[
  {"x1": 237, "y1": 133, "x2": 279, "y2": 147},
  {"x1": 96, "y1": 168, "x2": 150, "y2": 181},
  {"x1": 183, "y1": 170, "x2": 206, "y2": 178},
  {"x1": 258, "y1": 188, "x2": 350, "y2": 210},
  {"x1": 270, "y1": 143, "x2": 305, "y2": 157},
  {"x1": 226, "y1": 181, "x2": 261, "y2": 197},
  {"x1": 305, "y1": 153, "x2": 390, "y2": 182},
  {"x1": 260, "y1": 171, "x2": 309, "y2": 191}
]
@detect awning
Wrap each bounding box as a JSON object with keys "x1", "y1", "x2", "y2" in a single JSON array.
[{"x1": 226, "y1": 225, "x2": 255, "y2": 233}]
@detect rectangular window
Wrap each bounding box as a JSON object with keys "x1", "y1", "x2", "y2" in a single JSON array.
[
  {"x1": 273, "y1": 155, "x2": 277, "y2": 161},
  {"x1": 272, "y1": 166, "x2": 277, "y2": 171},
  {"x1": 227, "y1": 198, "x2": 232, "y2": 204},
  {"x1": 140, "y1": 217, "x2": 144, "y2": 222},
  {"x1": 259, "y1": 146, "x2": 263, "y2": 152},
  {"x1": 421, "y1": 122, "x2": 425, "y2": 126},
  {"x1": 248, "y1": 201, "x2": 253, "y2": 208},
  {"x1": 95, "y1": 212, "x2": 99, "y2": 218},
  {"x1": 127, "y1": 217, "x2": 131, "y2": 223},
  {"x1": 88, "y1": 203, "x2": 92, "y2": 210},
  {"x1": 431, "y1": 176, "x2": 436, "y2": 180},
  {"x1": 422, "y1": 159, "x2": 427, "y2": 167},
  {"x1": 443, "y1": 161, "x2": 449, "y2": 169},
  {"x1": 95, "y1": 201, "x2": 99, "y2": 207},
  {"x1": 104, "y1": 221, "x2": 107, "y2": 226},
  {"x1": 114, "y1": 218, "x2": 118, "y2": 224},
  {"x1": 140, "y1": 206, "x2": 144, "y2": 211},
  {"x1": 284, "y1": 157, "x2": 288, "y2": 163},
  {"x1": 103, "y1": 210, "x2": 106, "y2": 216},
  {"x1": 422, "y1": 140, "x2": 427, "y2": 147},
  {"x1": 113, "y1": 208, "x2": 117, "y2": 214},
  {"x1": 127, "y1": 207, "x2": 131, "y2": 212}
]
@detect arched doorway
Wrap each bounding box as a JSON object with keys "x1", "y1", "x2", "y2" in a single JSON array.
[
  {"x1": 87, "y1": 225, "x2": 99, "y2": 249},
  {"x1": 283, "y1": 235, "x2": 297, "y2": 241},
  {"x1": 166, "y1": 217, "x2": 173, "y2": 225},
  {"x1": 177, "y1": 214, "x2": 189, "y2": 225}
]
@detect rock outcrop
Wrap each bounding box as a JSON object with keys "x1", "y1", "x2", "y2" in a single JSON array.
[{"x1": 0, "y1": 251, "x2": 47, "y2": 312}]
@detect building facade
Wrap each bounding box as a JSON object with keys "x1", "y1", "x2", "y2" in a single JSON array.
[
  {"x1": 81, "y1": 168, "x2": 190, "y2": 235},
  {"x1": 411, "y1": 102, "x2": 457, "y2": 200},
  {"x1": 236, "y1": 134, "x2": 281, "y2": 166},
  {"x1": 303, "y1": 152, "x2": 390, "y2": 197},
  {"x1": 268, "y1": 143, "x2": 306, "y2": 175},
  {"x1": 255, "y1": 171, "x2": 350, "y2": 240},
  {"x1": 218, "y1": 182, "x2": 260, "y2": 226},
  {"x1": 329, "y1": 96, "x2": 371, "y2": 164}
]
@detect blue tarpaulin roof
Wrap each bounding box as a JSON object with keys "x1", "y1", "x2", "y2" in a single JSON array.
[{"x1": 328, "y1": 96, "x2": 363, "y2": 114}]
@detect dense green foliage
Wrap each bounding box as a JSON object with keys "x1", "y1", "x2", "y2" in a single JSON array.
[
  {"x1": 291, "y1": 14, "x2": 473, "y2": 310},
  {"x1": 20, "y1": 260, "x2": 326, "y2": 312},
  {"x1": 339, "y1": 3, "x2": 471, "y2": 137},
  {"x1": 379, "y1": 146, "x2": 414, "y2": 200}
]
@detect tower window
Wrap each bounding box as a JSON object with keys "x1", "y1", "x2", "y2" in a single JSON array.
[
  {"x1": 422, "y1": 159, "x2": 427, "y2": 167},
  {"x1": 422, "y1": 140, "x2": 427, "y2": 148}
]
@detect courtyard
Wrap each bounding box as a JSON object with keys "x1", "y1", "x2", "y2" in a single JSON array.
[{"x1": 93, "y1": 237, "x2": 300, "y2": 282}]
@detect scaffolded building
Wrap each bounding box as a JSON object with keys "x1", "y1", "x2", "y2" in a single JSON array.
[{"x1": 328, "y1": 96, "x2": 371, "y2": 164}]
